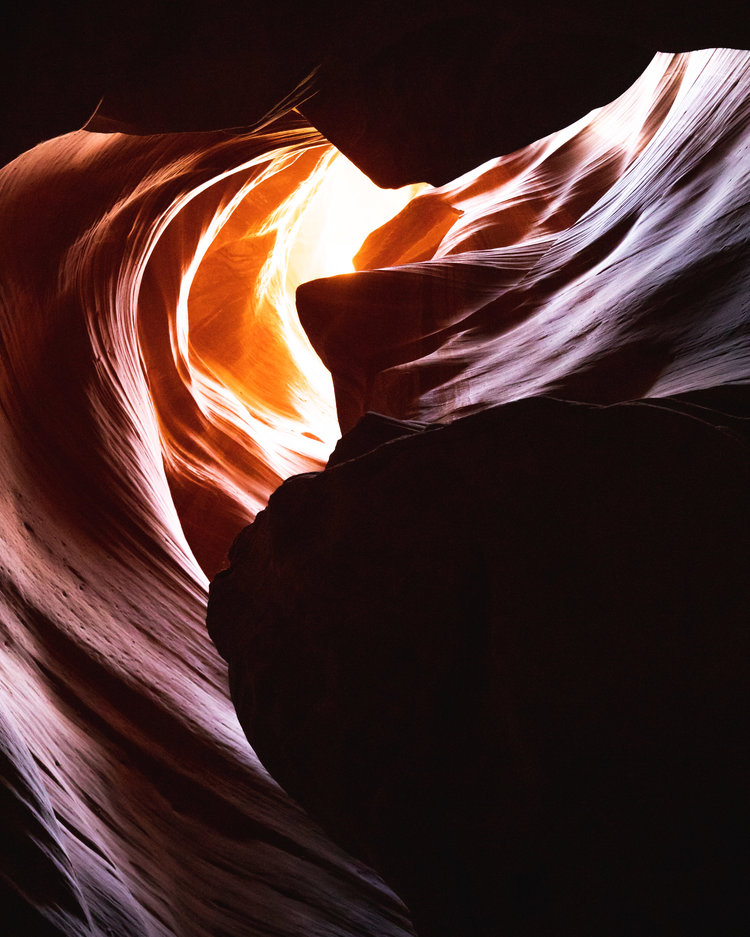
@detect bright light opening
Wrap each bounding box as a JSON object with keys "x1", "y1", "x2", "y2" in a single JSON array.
[{"x1": 163, "y1": 143, "x2": 426, "y2": 530}]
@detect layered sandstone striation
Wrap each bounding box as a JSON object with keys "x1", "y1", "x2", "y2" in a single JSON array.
[
  {"x1": 0, "y1": 120, "x2": 412, "y2": 936},
  {"x1": 0, "y1": 17, "x2": 749, "y2": 937}
]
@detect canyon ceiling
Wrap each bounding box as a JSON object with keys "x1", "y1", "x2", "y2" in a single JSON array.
[{"x1": 1, "y1": 4, "x2": 749, "y2": 937}]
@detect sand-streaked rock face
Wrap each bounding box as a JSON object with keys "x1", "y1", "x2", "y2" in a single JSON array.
[
  {"x1": 0, "y1": 118, "x2": 412, "y2": 936},
  {"x1": 1, "y1": 39, "x2": 749, "y2": 937},
  {"x1": 298, "y1": 51, "x2": 750, "y2": 432}
]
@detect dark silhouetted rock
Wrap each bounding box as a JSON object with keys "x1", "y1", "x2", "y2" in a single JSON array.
[
  {"x1": 209, "y1": 389, "x2": 750, "y2": 936},
  {"x1": 4, "y1": 3, "x2": 750, "y2": 180},
  {"x1": 2, "y1": 11, "x2": 750, "y2": 937}
]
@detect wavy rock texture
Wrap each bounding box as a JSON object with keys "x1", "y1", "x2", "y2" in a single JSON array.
[
  {"x1": 299, "y1": 50, "x2": 750, "y2": 430},
  {"x1": 1, "y1": 43, "x2": 749, "y2": 937},
  {"x1": 0, "y1": 117, "x2": 416, "y2": 936}
]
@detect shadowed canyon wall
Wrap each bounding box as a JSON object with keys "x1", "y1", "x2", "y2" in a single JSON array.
[{"x1": 1, "y1": 9, "x2": 749, "y2": 937}]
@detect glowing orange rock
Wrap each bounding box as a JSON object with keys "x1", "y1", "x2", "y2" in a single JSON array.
[
  {"x1": 1, "y1": 40, "x2": 750, "y2": 937},
  {"x1": 0, "y1": 116, "x2": 414, "y2": 936}
]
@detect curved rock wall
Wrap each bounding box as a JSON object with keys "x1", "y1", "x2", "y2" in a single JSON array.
[
  {"x1": 211, "y1": 49, "x2": 750, "y2": 936},
  {"x1": 299, "y1": 50, "x2": 750, "y2": 430},
  {"x1": 1, "y1": 44, "x2": 749, "y2": 937},
  {"x1": 0, "y1": 117, "x2": 413, "y2": 936}
]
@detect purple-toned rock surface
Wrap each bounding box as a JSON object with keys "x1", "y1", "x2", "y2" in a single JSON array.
[
  {"x1": 298, "y1": 51, "x2": 750, "y2": 432},
  {"x1": 0, "y1": 12, "x2": 749, "y2": 936},
  {"x1": 0, "y1": 119, "x2": 413, "y2": 937}
]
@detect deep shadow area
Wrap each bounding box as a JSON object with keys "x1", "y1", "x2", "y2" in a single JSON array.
[
  {"x1": 210, "y1": 390, "x2": 750, "y2": 936},
  {"x1": 3, "y1": 2, "x2": 750, "y2": 179}
]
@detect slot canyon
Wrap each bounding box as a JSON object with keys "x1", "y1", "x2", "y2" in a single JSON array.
[{"x1": 1, "y1": 4, "x2": 749, "y2": 936}]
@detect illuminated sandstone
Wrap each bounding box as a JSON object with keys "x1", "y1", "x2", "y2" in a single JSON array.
[
  {"x1": 298, "y1": 51, "x2": 750, "y2": 431},
  {"x1": 0, "y1": 116, "x2": 415, "y2": 936},
  {"x1": 1, "y1": 39, "x2": 749, "y2": 937}
]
